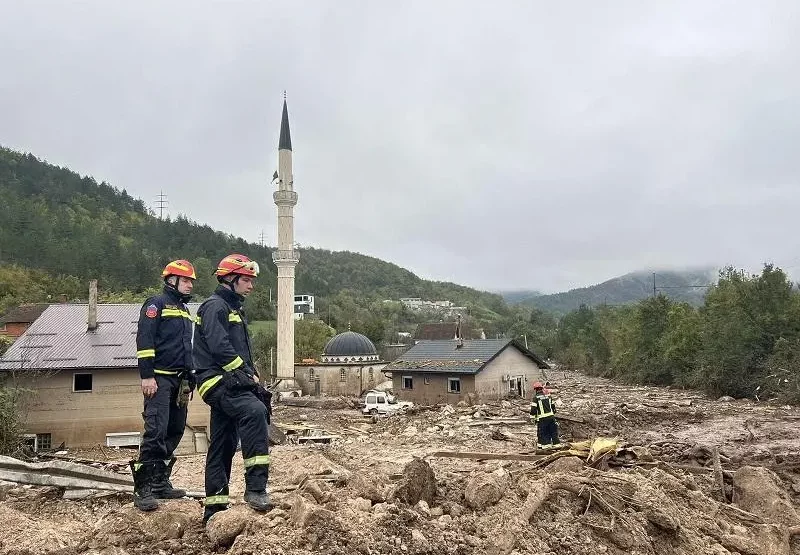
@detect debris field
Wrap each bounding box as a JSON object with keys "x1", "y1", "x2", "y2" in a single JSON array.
[{"x1": 1, "y1": 371, "x2": 800, "y2": 555}]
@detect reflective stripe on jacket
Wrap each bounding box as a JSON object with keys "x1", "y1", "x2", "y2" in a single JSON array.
[{"x1": 136, "y1": 286, "x2": 193, "y2": 380}]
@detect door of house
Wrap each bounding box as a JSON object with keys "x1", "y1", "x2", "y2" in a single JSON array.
[{"x1": 508, "y1": 376, "x2": 525, "y2": 397}]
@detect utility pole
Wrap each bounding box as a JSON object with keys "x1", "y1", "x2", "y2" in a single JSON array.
[
  {"x1": 155, "y1": 190, "x2": 168, "y2": 219},
  {"x1": 259, "y1": 230, "x2": 266, "y2": 248},
  {"x1": 269, "y1": 347, "x2": 274, "y2": 380},
  {"x1": 520, "y1": 334, "x2": 528, "y2": 349},
  {"x1": 653, "y1": 272, "x2": 657, "y2": 297}
]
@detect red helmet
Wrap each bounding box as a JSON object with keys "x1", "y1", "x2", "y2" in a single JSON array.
[
  {"x1": 162, "y1": 259, "x2": 196, "y2": 280},
  {"x1": 532, "y1": 381, "x2": 544, "y2": 390},
  {"x1": 215, "y1": 254, "x2": 259, "y2": 277}
]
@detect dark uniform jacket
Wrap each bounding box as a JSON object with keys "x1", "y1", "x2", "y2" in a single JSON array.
[
  {"x1": 135, "y1": 286, "x2": 194, "y2": 380},
  {"x1": 193, "y1": 285, "x2": 255, "y2": 399},
  {"x1": 530, "y1": 393, "x2": 556, "y2": 420}
]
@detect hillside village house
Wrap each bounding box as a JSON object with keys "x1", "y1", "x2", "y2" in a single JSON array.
[
  {"x1": 414, "y1": 321, "x2": 486, "y2": 341},
  {"x1": 294, "y1": 330, "x2": 388, "y2": 397},
  {"x1": 384, "y1": 338, "x2": 549, "y2": 405},
  {"x1": 0, "y1": 303, "x2": 49, "y2": 341},
  {"x1": 0, "y1": 300, "x2": 210, "y2": 453}
]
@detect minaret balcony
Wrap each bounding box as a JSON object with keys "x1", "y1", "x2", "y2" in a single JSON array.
[
  {"x1": 273, "y1": 190, "x2": 298, "y2": 206},
  {"x1": 272, "y1": 249, "x2": 300, "y2": 263}
]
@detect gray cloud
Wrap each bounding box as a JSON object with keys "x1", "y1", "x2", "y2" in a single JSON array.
[{"x1": 3, "y1": 1, "x2": 800, "y2": 292}]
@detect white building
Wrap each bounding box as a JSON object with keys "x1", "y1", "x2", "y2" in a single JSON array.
[{"x1": 293, "y1": 294, "x2": 315, "y2": 320}]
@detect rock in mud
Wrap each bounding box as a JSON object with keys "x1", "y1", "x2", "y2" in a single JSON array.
[
  {"x1": 391, "y1": 457, "x2": 436, "y2": 506},
  {"x1": 464, "y1": 467, "x2": 509, "y2": 510},
  {"x1": 732, "y1": 466, "x2": 800, "y2": 529},
  {"x1": 205, "y1": 505, "x2": 250, "y2": 548}
]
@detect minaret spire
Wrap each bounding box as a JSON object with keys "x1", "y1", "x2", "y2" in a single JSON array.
[
  {"x1": 279, "y1": 92, "x2": 292, "y2": 151},
  {"x1": 272, "y1": 93, "x2": 299, "y2": 381}
]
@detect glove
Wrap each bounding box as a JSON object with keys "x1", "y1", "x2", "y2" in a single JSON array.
[
  {"x1": 254, "y1": 384, "x2": 273, "y2": 424},
  {"x1": 177, "y1": 378, "x2": 191, "y2": 408},
  {"x1": 226, "y1": 368, "x2": 258, "y2": 392},
  {"x1": 186, "y1": 371, "x2": 197, "y2": 393}
]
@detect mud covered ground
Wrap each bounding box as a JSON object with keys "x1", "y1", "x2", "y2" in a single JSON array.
[{"x1": 1, "y1": 371, "x2": 799, "y2": 555}]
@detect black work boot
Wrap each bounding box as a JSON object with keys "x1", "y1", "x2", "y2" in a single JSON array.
[
  {"x1": 152, "y1": 458, "x2": 186, "y2": 499},
  {"x1": 129, "y1": 460, "x2": 158, "y2": 512},
  {"x1": 244, "y1": 490, "x2": 272, "y2": 512}
]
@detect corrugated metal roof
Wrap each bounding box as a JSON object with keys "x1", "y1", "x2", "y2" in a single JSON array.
[
  {"x1": 385, "y1": 339, "x2": 549, "y2": 375},
  {"x1": 0, "y1": 303, "x2": 200, "y2": 371}
]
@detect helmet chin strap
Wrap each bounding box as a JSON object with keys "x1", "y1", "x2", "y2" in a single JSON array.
[
  {"x1": 165, "y1": 276, "x2": 192, "y2": 303},
  {"x1": 220, "y1": 275, "x2": 244, "y2": 299}
]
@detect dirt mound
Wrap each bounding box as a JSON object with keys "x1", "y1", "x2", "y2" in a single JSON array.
[{"x1": 3, "y1": 370, "x2": 800, "y2": 554}]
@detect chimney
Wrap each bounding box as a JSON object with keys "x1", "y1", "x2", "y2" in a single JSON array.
[{"x1": 88, "y1": 280, "x2": 98, "y2": 331}]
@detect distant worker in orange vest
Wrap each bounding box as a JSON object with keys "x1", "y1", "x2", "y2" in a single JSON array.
[{"x1": 530, "y1": 381, "x2": 559, "y2": 448}]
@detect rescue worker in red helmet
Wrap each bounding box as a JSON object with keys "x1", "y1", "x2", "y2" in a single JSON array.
[
  {"x1": 132, "y1": 259, "x2": 196, "y2": 511},
  {"x1": 530, "y1": 381, "x2": 560, "y2": 448},
  {"x1": 193, "y1": 254, "x2": 272, "y2": 524}
]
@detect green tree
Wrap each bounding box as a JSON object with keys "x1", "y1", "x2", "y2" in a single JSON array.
[
  {"x1": 0, "y1": 336, "x2": 11, "y2": 356},
  {"x1": 294, "y1": 319, "x2": 335, "y2": 362}
]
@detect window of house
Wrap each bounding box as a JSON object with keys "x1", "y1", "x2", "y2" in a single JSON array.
[
  {"x1": 368, "y1": 367, "x2": 374, "y2": 378},
  {"x1": 309, "y1": 368, "x2": 315, "y2": 380},
  {"x1": 424, "y1": 377, "x2": 431, "y2": 385},
  {"x1": 36, "y1": 433, "x2": 52, "y2": 451},
  {"x1": 73, "y1": 373, "x2": 93, "y2": 392},
  {"x1": 22, "y1": 435, "x2": 36, "y2": 451},
  {"x1": 403, "y1": 376, "x2": 413, "y2": 389},
  {"x1": 340, "y1": 368, "x2": 346, "y2": 382},
  {"x1": 448, "y1": 378, "x2": 461, "y2": 394}
]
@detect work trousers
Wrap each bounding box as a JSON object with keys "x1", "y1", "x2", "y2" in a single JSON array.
[
  {"x1": 537, "y1": 416, "x2": 560, "y2": 446},
  {"x1": 139, "y1": 374, "x2": 187, "y2": 462},
  {"x1": 203, "y1": 385, "x2": 270, "y2": 519}
]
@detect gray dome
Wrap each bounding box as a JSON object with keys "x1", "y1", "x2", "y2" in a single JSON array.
[{"x1": 323, "y1": 331, "x2": 377, "y2": 357}]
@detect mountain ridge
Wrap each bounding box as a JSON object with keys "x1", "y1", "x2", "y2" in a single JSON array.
[{"x1": 509, "y1": 268, "x2": 717, "y2": 314}]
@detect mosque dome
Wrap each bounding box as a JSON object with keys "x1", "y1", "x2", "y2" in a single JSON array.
[{"x1": 322, "y1": 331, "x2": 380, "y2": 363}]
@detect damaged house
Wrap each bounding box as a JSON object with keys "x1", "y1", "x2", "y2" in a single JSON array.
[
  {"x1": 0, "y1": 303, "x2": 50, "y2": 342},
  {"x1": 0, "y1": 291, "x2": 209, "y2": 452},
  {"x1": 384, "y1": 338, "x2": 549, "y2": 405}
]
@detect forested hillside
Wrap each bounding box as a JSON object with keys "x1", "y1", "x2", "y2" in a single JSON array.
[
  {"x1": 0, "y1": 147, "x2": 511, "y2": 334},
  {"x1": 516, "y1": 269, "x2": 714, "y2": 314}
]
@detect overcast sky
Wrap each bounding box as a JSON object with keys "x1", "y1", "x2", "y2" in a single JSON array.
[{"x1": 2, "y1": 1, "x2": 800, "y2": 293}]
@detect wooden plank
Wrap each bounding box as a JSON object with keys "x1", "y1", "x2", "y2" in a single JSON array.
[
  {"x1": 555, "y1": 414, "x2": 586, "y2": 424},
  {"x1": 712, "y1": 447, "x2": 727, "y2": 502},
  {"x1": 297, "y1": 435, "x2": 341, "y2": 444},
  {"x1": 427, "y1": 451, "x2": 547, "y2": 462},
  {"x1": 0, "y1": 455, "x2": 132, "y2": 486},
  {"x1": 465, "y1": 419, "x2": 528, "y2": 427}
]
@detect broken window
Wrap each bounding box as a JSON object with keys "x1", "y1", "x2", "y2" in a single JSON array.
[
  {"x1": 424, "y1": 377, "x2": 431, "y2": 385},
  {"x1": 309, "y1": 368, "x2": 315, "y2": 379},
  {"x1": 448, "y1": 378, "x2": 461, "y2": 394},
  {"x1": 340, "y1": 368, "x2": 346, "y2": 382},
  {"x1": 74, "y1": 373, "x2": 92, "y2": 392},
  {"x1": 403, "y1": 376, "x2": 413, "y2": 389},
  {"x1": 368, "y1": 367, "x2": 374, "y2": 378},
  {"x1": 22, "y1": 435, "x2": 36, "y2": 451},
  {"x1": 36, "y1": 433, "x2": 52, "y2": 451}
]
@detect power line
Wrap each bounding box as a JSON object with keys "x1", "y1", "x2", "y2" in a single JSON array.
[
  {"x1": 652, "y1": 272, "x2": 714, "y2": 297},
  {"x1": 154, "y1": 190, "x2": 168, "y2": 219}
]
